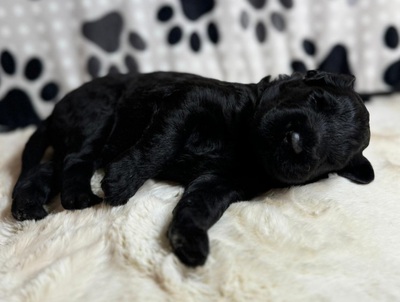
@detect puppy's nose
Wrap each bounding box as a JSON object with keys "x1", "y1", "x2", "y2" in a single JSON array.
[{"x1": 286, "y1": 131, "x2": 302, "y2": 154}]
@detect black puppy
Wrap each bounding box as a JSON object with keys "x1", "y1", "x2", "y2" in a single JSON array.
[{"x1": 12, "y1": 70, "x2": 374, "y2": 266}]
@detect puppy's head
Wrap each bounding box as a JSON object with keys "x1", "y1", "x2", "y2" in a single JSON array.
[{"x1": 252, "y1": 70, "x2": 374, "y2": 186}]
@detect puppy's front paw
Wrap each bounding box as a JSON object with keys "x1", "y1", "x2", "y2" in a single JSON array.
[
  {"x1": 61, "y1": 191, "x2": 102, "y2": 210},
  {"x1": 101, "y1": 162, "x2": 136, "y2": 206},
  {"x1": 168, "y1": 224, "x2": 210, "y2": 267}
]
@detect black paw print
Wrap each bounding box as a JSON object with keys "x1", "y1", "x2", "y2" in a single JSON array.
[
  {"x1": 291, "y1": 39, "x2": 318, "y2": 73},
  {"x1": 383, "y1": 25, "x2": 400, "y2": 89},
  {"x1": 0, "y1": 50, "x2": 59, "y2": 131},
  {"x1": 240, "y1": 0, "x2": 292, "y2": 43},
  {"x1": 291, "y1": 42, "x2": 352, "y2": 76},
  {"x1": 292, "y1": 21, "x2": 400, "y2": 88},
  {"x1": 82, "y1": 11, "x2": 146, "y2": 78},
  {"x1": 156, "y1": 0, "x2": 219, "y2": 53}
]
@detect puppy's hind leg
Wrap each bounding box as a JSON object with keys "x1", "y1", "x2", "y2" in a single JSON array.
[
  {"x1": 60, "y1": 120, "x2": 115, "y2": 210},
  {"x1": 12, "y1": 159, "x2": 61, "y2": 221},
  {"x1": 12, "y1": 120, "x2": 61, "y2": 221},
  {"x1": 60, "y1": 148, "x2": 103, "y2": 210},
  {"x1": 59, "y1": 97, "x2": 118, "y2": 210}
]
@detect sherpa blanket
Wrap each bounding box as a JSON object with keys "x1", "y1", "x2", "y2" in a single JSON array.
[{"x1": 0, "y1": 95, "x2": 400, "y2": 301}]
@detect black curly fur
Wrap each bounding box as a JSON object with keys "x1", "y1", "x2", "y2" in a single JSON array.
[{"x1": 12, "y1": 70, "x2": 374, "y2": 266}]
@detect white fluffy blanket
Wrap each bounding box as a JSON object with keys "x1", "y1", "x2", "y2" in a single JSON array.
[{"x1": 1, "y1": 96, "x2": 400, "y2": 302}]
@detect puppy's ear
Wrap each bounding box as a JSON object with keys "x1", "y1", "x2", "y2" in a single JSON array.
[
  {"x1": 305, "y1": 70, "x2": 355, "y2": 89},
  {"x1": 257, "y1": 76, "x2": 271, "y2": 94},
  {"x1": 337, "y1": 153, "x2": 374, "y2": 184}
]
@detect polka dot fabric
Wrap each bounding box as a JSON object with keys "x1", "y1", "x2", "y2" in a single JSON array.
[{"x1": 0, "y1": 0, "x2": 400, "y2": 130}]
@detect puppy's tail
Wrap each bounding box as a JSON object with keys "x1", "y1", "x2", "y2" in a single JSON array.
[{"x1": 12, "y1": 118, "x2": 51, "y2": 197}]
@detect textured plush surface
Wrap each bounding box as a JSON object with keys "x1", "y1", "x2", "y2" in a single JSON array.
[{"x1": 1, "y1": 95, "x2": 400, "y2": 301}]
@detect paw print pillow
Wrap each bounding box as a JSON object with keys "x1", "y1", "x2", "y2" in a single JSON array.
[
  {"x1": 0, "y1": 50, "x2": 59, "y2": 131},
  {"x1": 1, "y1": 0, "x2": 400, "y2": 131}
]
